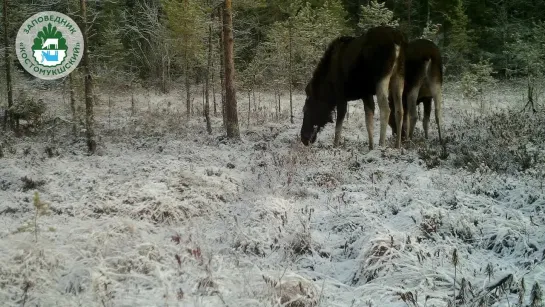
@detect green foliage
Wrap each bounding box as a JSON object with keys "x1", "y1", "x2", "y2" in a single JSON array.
[
  {"x1": 357, "y1": 0, "x2": 398, "y2": 33},
  {"x1": 421, "y1": 20, "x2": 441, "y2": 43},
  {"x1": 9, "y1": 92, "x2": 46, "y2": 126},
  {"x1": 245, "y1": 0, "x2": 350, "y2": 91},
  {"x1": 444, "y1": 0, "x2": 475, "y2": 75},
  {"x1": 89, "y1": 1, "x2": 126, "y2": 70},
  {"x1": 163, "y1": 0, "x2": 207, "y2": 64},
  {"x1": 461, "y1": 59, "x2": 497, "y2": 99},
  {"x1": 119, "y1": 0, "x2": 169, "y2": 81},
  {"x1": 505, "y1": 21, "x2": 545, "y2": 78},
  {"x1": 1, "y1": 0, "x2": 545, "y2": 89}
]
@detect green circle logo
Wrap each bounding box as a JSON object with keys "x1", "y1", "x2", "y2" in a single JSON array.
[{"x1": 15, "y1": 11, "x2": 84, "y2": 80}]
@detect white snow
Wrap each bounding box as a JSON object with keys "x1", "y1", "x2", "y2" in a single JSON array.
[{"x1": 0, "y1": 81, "x2": 543, "y2": 307}]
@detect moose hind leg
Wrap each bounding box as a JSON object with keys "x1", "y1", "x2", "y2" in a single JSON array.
[
  {"x1": 376, "y1": 76, "x2": 393, "y2": 148},
  {"x1": 431, "y1": 85, "x2": 444, "y2": 144},
  {"x1": 422, "y1": 97, "x2": 432, "y2": 139},
  {"x1": 390, "y1": 76, "x2": 404, "y2": 148},
  {"x1": 405, "y1": 87, "x2": 420, "y2": 140},
  {"x1": 363, "y1": 96, "x2": 375, "y2": 150},
  {"x1": 334, "y1": 101, "x2": 347, "y2": 146}
]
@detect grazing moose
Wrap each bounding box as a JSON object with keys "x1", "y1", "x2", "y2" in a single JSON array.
[
  {"x1": 388, "y1": 38, "x2": 443, "y2": 143},
  {"x1": 300, "y1": 26, "x2": 407, "y2": 150}
]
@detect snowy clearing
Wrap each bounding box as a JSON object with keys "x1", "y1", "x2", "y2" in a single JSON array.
[{"x1": 0, "y1": 81, "x2": 544, "y2": 307}]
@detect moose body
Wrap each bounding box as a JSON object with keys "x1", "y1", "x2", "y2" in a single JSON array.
[
  {"x1": 300, "y1": 26, "x2": 407, "y2": 150},
  {"x1": 388, "y1": 39, "x2": 443, "y2": 142}
]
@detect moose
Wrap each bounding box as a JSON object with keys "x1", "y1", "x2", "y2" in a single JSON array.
[
  {"x1": 387, "y1": 39, "x2": 443, "y2": 143},
  {"x1": 300, "y1": 26, "x2": 407, "y2": 150}
]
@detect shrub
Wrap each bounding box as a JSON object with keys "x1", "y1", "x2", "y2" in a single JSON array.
[
  {"x1": 447, "y1": 109, "x2": 545, "y2": 175},
  {"x1": 9, "y1": 92, "x2": 47, "y2": 129}
]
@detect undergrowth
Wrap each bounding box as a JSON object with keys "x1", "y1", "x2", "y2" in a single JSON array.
[{"x1": 446, "y1": 109, "x2": 545, "y2": 176}]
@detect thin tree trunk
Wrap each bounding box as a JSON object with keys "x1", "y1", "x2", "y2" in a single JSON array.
[
  {"x1": 218, "y1": 6, "x2": 226, "y2": 126},
  {"x1": 524, "y1": 76, "x2": 537, "y2": 113},
  {"x1": 273, "y1": 89, "x2": 277, "y2": 120},
  {"x1": 205, "y1": 22, "x2": 212, "y2": 134},
  {"x1": 212, "y1": 26, "x2": 217, "y2": 117},
  {"x1": 426, "y1": 0, "x2": 430, "y2": 26},
  {"x1": 288, "y1": 20, "x2": 294, "y2": 124},
  {"x1": 69, "y1": 71, "x2": 78, "y2": 137},
  {"x1": 252, "y1": 76, "x2": 256, "y2": 112},
  {"x1": 185, "y1": 60, "x2": 191, "y2": 118},
  {"x1": 212, "y1": 82, "x2": 217, "y2": 116},
  {"x1": 80, "y1": 0, "x2": 96, "y2": 153},
  {"x1": 247, "y1": 90, "x2": 250, "y2": 128},
  {"x1": 3, "y1": 0, "x2": 13, "y2": 130},
  {"x1": 161, "y1": 56, "x2": 166, "y2": 93},
  {"x1": 108, "y1": 95, "x2": 112, "y2": 129},
  {"x1": 277, "y1": 92, "x2": 281, "y2": 120},
  {"x1": 131, "y1": 91, "x2": 135, "y2": 116},
  {"x1": 222, "y1": 0, "x2": 240, "y2": 139},
  {"x1": 407, "y1": 0, "x2": 412, "y2": 34}
]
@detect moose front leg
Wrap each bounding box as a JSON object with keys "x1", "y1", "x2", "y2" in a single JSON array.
[
  {"x1": 333, "y1": 101, "x2": 347, "y2": 147},
  {"x1": 363, "y1": 96, "x2": 375, "y2": 150}
]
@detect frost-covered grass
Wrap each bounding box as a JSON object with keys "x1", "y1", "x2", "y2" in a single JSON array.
[{"x1": 0, "y1": 81, "x2": 544, "y2": 307}]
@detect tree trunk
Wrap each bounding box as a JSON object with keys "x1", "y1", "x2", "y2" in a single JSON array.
[
  {"x1": 277, "y1": 92, "x2": 281, "y2": 120},
  {"x1": 218, "y1": 6, "x2": 226, "y2": 127},
  {"x1": 247, "y1": 90, "x2": 251, "y2": 128},
  {"x1": 3, "y1": 0, "x2": 13, "y2": 130},
  {"x1": 161, "y1": 56, "x2": 166, "y2": 93},
  {"x1": 211, "y1": 17, "x2": 217, "y2": 117},
  {"x1": 252, "y1": 76, "x2": 256, "y2": 112},
  {"x1": 205, "y1": 23, "x2": 212, "y2": 134},
  {"x1": 69, "y1": 71, "x2": 78, "y2": 137},
  {"x1": 288, "y1": 20, "x2": 294, "y2": 124},
  {"x1": 222, "y1": 0, "x2": 240, "y2": 139},
  {"x1": 524, "y1": 76, "x2": 537, "y2": 113},
  {"x1": 274, "y1": 89, "x2": 278, "y2": 120},
  {"x1": 80, "y1": 0, "x2": 96, "y2": 153},
  {"x1": 185, "y1": 59, "x2": 191, "y2": 118},
  {"x1": 406, "y1": 0, "x2": 412, "y2": 34},
  {"x1": 212, "y1": 80, "x2": 217, "y2": 116}
]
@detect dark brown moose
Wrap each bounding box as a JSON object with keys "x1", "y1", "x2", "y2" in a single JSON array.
[
  {"x1": 388, "y1": 38, "x2": 443, "y2": 143},
  {"x1": 300, "y1": 26, "x2": 408, "y2": 150}
]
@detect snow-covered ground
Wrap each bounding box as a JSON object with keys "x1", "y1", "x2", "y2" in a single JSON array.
[{"x1": 0, "y1": 81, "x2": 544, "y2": 307}]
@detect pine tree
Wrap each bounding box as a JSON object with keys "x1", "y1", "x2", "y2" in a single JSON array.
[
  {"x1": 163, "y1": 0, "x2": 206, "y2": 117},
  {"x1": 204, "y1": 3, "x2": 213, "y2": 134},
  {"x1": 506, "y1": 21, "x2": 545, "y2": 112},
  {"x1": 223, "y1": 0, "x2": 240, "y2": 139},
  {"x1": 246, "y1": 0, "x2": 350, "y2": 95},
  {"x1": 444, "y1": 0, "x2": 474, "y2": 74},
  {"x1": 358, "y1": 0, "x2": 399, "y2": 33},
  {"x1": 80, "y1": 0, "x2": 96, "y2": 153}
]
